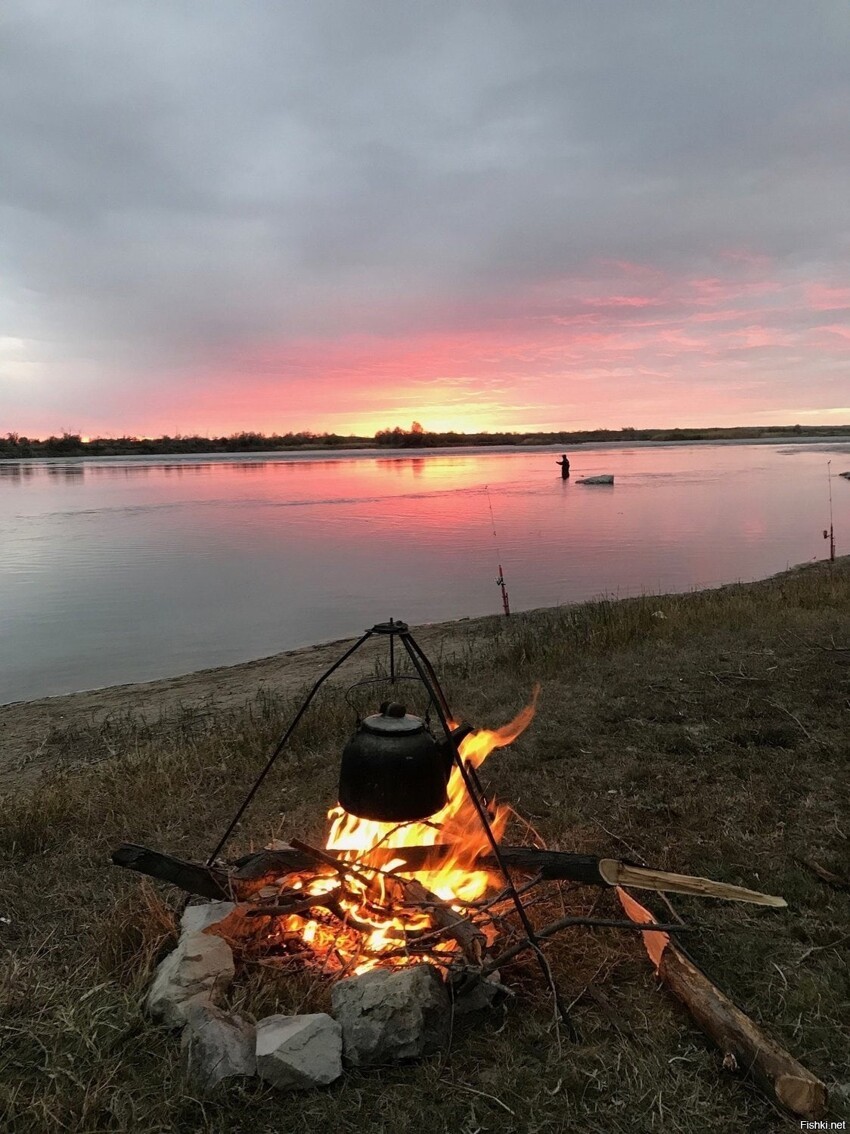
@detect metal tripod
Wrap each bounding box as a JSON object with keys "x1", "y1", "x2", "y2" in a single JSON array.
[{"x1": 208, "y1": 618, "x2": 576, "y2": 1037}]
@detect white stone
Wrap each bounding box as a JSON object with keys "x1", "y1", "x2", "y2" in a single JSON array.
[
  {"x1": 576, "y1": 474, "x2": 614, "y2": 485},
  {"x1": 146, "y1": 932, "x2": 234, "y2": 1028},
  {"x1": 331, "y1": 964, "x2": 450, "y2": 1066},
  {"x1": 180, "y1": 901, "x2": 236, "y2": 935},
  {"x1": 255, "y1": 1014, "x2": 342, "y2": 1091},
  {"x1": 181, "y1": 1003, "x2": 256, "y2": 1092}
]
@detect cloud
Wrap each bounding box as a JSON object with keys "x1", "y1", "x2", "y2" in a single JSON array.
[{"x1": 1, "y1": 1, "x2": 849, "y2": 433}]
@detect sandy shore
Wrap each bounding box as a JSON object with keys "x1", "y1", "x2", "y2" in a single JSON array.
[{"x1": 0, "y1": 615, "x2": 497, "y2": 782}]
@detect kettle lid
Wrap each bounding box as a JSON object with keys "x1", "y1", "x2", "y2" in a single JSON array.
[{"x1": 361, "y1": 701, "x2": 426, "y2": 736}]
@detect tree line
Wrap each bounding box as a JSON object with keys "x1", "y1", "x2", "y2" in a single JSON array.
[{"x1": 1, "y1": 422, "x2": 846, "y2": 459}]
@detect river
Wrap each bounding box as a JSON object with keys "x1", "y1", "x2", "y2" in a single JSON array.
[{"x1": 1, "y1": 441, "x2": 848, "y2": 703}]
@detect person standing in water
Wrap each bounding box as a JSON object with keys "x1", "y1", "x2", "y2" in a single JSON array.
[{"x1": 557, "y1": 454, "x2": 570, "y2": 480}]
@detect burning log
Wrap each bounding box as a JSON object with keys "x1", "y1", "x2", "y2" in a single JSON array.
[
  {"x1": 112, "y1": 843, "x2": 787, "y2": 908},
  {"x1": 617, "y1": 889, "x2": 828, "y2": 1120},
  {"x1": 400, "y1": 878, "x2": 486, "y2": 967},
  {"x1": 231, "y1": 844, "x2": 608, "y2": 885}
]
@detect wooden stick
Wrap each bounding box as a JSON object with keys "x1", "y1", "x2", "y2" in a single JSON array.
[
  {"x1": 600, "y1": 861, "x2": 786, "y2": 907},
  {"x1": 479, "y1": 916, "x2": 693, "y2": 977},
  {"x1": 232, "y1": 843, "x2": 608, "y2": 883},
  {"x1": 616, "y1": 888, "x2": 827, "y2": 1119},
  {"x1": 797, "y1": 857, "x2": 850, "y2": 891},
  {"x1": 244, "y1": 895, "x2": 337, "y2": 918},
  {"x1": 401, "y1": 878, "x2": 486, "y2": 966}
]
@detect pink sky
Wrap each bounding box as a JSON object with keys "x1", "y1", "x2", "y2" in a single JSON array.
[{"x1": 53, "y1": 256, "x2": 848, "y2": 438}]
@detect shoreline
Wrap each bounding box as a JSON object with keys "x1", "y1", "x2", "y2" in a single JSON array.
[
  {"x1": 0, "y1": 617, "x2": 501, "y2": 781},
  {"x1": 2, "y1": 556, "x2": 845, "y2": 782},
  {"x1": 3, "y1": 433, "x2": 850, "y2": 465}
]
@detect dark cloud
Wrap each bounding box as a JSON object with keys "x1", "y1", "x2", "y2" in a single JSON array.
[{"x1": 1, "y1": 1, "x2": 849, "y2": 431}]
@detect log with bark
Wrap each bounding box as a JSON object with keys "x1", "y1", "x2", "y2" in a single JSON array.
[
  {"x1": 616, "y1": 888, "x2": 827, "y2": 1120},
  {"x1": 111, "y1": 842, "x2": 787, "y2": 908}
]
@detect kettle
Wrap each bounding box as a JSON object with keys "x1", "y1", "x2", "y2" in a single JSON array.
[{"x1": 338, "y1": 701, "x2": 473, "y2": 822}]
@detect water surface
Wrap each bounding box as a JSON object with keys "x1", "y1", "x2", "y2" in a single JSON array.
[{"x1": 1, "y1": 443, "x2": 848, "y2": 703}]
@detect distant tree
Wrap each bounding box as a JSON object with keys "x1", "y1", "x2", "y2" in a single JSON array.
[{"x1": 410, "y1": 421, "x2": 425, "y2": 434}]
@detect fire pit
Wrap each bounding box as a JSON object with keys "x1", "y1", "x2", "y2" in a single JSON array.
[{"x1": 112, "y1": 618, "x2": 828, "y2": 1117}]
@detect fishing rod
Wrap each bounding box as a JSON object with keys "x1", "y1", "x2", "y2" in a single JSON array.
[
  {"x1": 824, "y1": 460, "x2": 836, "y2": 562},
  {"x1": 484, "y1": 485, "x2": 511, "y2": 616}
]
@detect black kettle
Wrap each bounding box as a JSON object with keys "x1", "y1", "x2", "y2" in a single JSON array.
[{"x1": 338, "y1": 701, "x2": 473, "y2": 822}]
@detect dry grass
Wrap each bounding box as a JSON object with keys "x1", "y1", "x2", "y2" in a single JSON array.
[{"x1": 1, "y1": 561, "x2": 849, "y2": 1132}]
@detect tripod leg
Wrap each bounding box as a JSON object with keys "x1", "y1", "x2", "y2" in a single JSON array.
[
  {"x1": 207, "y1": 631, "x2": 373, "y2": 864},
  {"x1": 400, "y1": 632, "x2": 577, "y2": 1040},
  {"x1": 403, "y1": 632, "x2": 490, "y2": 806}
]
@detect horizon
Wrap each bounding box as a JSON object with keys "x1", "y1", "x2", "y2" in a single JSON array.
[
  {"x1": 6, "y1": 420, "x2": 850, "y2": 447},
  {"x1": 2, "y1": 3, "x2": 849, "y2": 436}
]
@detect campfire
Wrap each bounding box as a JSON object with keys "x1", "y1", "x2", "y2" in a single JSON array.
[
  {"x1": 251, "y1": 704, "x2": 534, "y2": 976},
  {"x1": 112, "y1": 619, "x2": 828, "y2": 1118}
]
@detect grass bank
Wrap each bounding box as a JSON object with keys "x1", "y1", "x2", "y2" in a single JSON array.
[{"x1": 1, "y1": 561, "x2": 848, "y2": 1133}]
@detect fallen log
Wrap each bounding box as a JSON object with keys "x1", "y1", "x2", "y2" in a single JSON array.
[
  {"x1": 617, "y1": 888, "x2": 827, "y2": 1120},
  {"x1": 112, "y1": 842, "x2": 786, "y2": 908}
]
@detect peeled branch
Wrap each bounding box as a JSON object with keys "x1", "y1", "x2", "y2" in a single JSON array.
[{"x1": 600, "y1": 861, "x2": 787, "y2": 908}]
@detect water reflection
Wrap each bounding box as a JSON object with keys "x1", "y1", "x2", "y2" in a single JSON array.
[
  {"x1": 1, "y1": 443, "x2": 847, "y2": 702},
  {"x1": 0, "y1": 463, "x2": 34, "y2": 480},
  {"x1": 377, "y1": 457, "x2": 426, "y2": 478},
  {"x1": 46, "y1": 465, "x2": 85, "y2": 478}
]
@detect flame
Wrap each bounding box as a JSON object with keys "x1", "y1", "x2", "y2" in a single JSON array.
[{"x1": 271, "y1": 691, "x2": 538, "y2": 974}]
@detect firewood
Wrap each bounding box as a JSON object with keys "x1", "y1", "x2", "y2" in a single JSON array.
[
  {"x1": 110, "y1": 843, "x2": 234, "y2": 900},
  {"x1": 616, "y1": 888, "x2": 827, "y2": 1120},
  {"x1": 244, "y1": 892, "x2": 339, "y2": 918},
  {"x1": 599, "y1": 861, "x2": 787, "y2": 907},
  {"x1": 112, "y1": 842, "x2": 787, "y2": 909},
  {"x1": 479, "y1": 916, "x2": 693, "y2": 977},
  {"x1": 228, "y1": 843, "x2": 406, "y2": 878},
  {"x1": 234, "y1": 846, "x2": 319, "y2": 879},
  {"x1": 232, "y1": 844, "x2": 608, "y2": 884},
  {"x1": 401, "y1": 878, "x2": 486, "y2": 966}
]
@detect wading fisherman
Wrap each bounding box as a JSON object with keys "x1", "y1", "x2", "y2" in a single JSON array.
[{"x1": 557, "y1": 454, "x2": 571, "y2": 480}]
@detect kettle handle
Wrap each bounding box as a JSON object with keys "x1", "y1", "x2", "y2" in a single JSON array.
[{"x1": 439, "y1": 721, "x2": 475, "y2": 780}]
